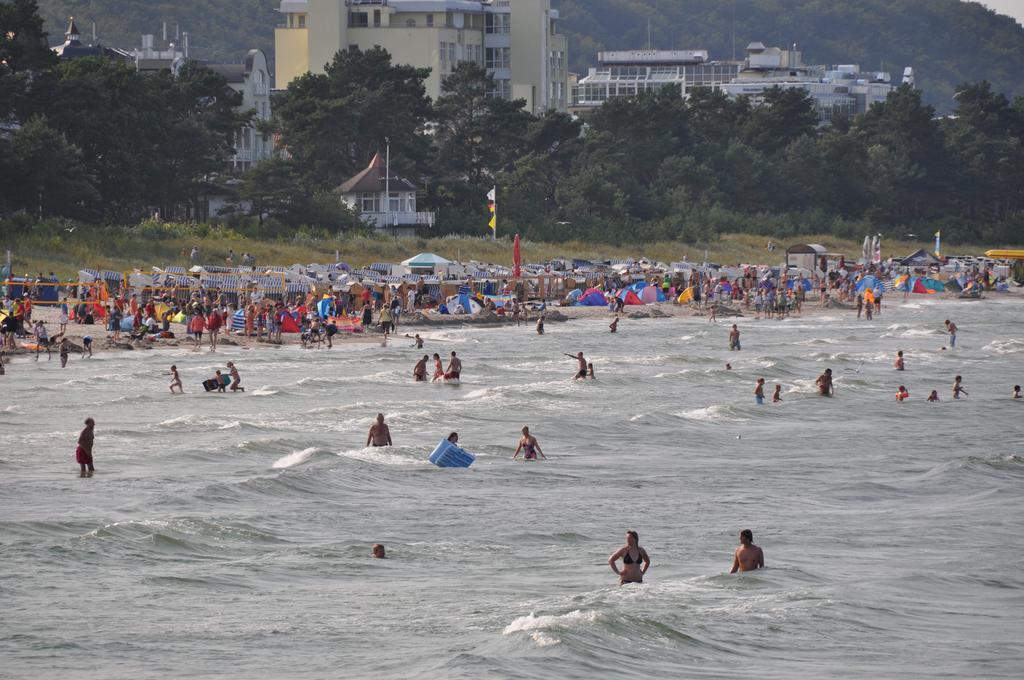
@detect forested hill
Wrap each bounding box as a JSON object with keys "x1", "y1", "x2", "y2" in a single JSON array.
[
  {"x1": 34, "y1": 0, "x2": 1024, "y2": 109},
  {"x1": 36, "y1": 0, "x2": 280, "y2": 64},
  {"x1": 556, "y1": 0, "x2": 1023, "y2": 111}
]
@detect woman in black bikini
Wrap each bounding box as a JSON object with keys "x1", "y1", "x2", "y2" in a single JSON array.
[{"x1": 608, "y1": 530, "x2": 650, "y2": 585}]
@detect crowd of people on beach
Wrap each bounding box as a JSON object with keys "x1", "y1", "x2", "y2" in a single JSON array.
[{"x1": 4, "y1": 254, "x2": 1019, "y2": 588}]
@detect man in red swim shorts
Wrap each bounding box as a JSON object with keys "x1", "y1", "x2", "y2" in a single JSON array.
[{"x1": 76, "y1": 417, "x2": 95, "y2": 477}]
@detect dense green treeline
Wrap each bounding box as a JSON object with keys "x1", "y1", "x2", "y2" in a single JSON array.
[{"x1": 3, "y1": 1, "x2": 1024, "y2": 247}]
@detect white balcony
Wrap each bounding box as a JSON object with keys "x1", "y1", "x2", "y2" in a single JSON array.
[{"x1": 362, "y1": 211, "x2": 436, "y2": 229}]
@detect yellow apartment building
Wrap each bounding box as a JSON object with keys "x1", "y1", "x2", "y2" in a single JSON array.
[{"x1": 274, "y1": 0, "x2": 568, "y2": 113}]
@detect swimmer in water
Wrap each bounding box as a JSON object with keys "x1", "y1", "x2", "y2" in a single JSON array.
[
  {"x1": 413, "y1": 334, "x2": 424, "y2": 349},
  {"x1": 76, "y1": 417, "x2": 96, "y2": 477},
  {"x1": 214, "y1": 369, "x2": 227, "y2": 392},
  {"x1": 444, "y1": 351, "x2": 462, "y2": 381},
  {"x1": 772, "y1": 384, "x2": 782, "y2": 403},
  {"x1": 894, "y1": 351, "x2": 905, "y2": 371},
  {"x1": 730, "y1": 529, "x2": 764, "y2": 573},
  {"x1": 816, "y1": 368, "x2": 834, "y2": 396},
  {"x1": 754, "y1": 378, "x2": 766, "y2": 405},
  {"x1": 371, "y1": 544, "x2": 386, "y2": 559},
  {"x1": 953, "y1": 375, "x2": 968, "y2": 400},
  {"x1": 536, "y1": 314, "x2": 545, "y2": 335},
  {"x1": 896, "y1": 385, "x2": 909, "y2": 401},
  {"x1": 366, "y1": 413, "x2": 393, "y2": 447},
  {"x1": 927, "y1": 390, "x2": 940, "y2": 402},
  {"x1": 587, "y1": 362, "x2": 596, "y2": 380},
  {"x1": 725, "y1": 363, "x2": 732, "y2": 371},
  {"x1": 447, "y1": 432, "x2": 459, "y2": 444},
  {"x1": 609, "y1": 316, "x2": 618, "y2": 333},
  {"x1": 945, "y1": 319, "x2": 958, "y2": 348},
  {"x1": 413, "y1": 354, "x2": 428, "y2": 382},
  {"x1": 431, "y1": 353, "x2": 444, "y2": 382},
  {"x1": 729, "y1": 324, "x2": 741, "y2": 351},
  {"x1": 169, "y1": 365, "x2": 183, "y2": 393},
  {"x1": 513, "y1": 426, "x2": 546, "y2": 460},
  {"x1": 227, "y1": 361, "x2": 244, "y2": 392},
  {"x1": 608, "y1": 530, "x2": 650, "y2": 585},
  {"x1": 1014, "y1": 385, "x2": 1022, "y2": 399},
  {"x1": 566, "y1": 352, "x2": 587, "y2": 380}
]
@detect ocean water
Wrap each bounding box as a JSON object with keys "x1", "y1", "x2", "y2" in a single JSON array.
[{"x1": 2, "y1": 297, "x2": 1023, "y2": 679}]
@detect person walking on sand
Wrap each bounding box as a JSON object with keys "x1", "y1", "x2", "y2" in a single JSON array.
[
  {"x1": 190, "y1": 311, "x2": 205, "y2": 350},
  {"x1": 513, "y1": 426, "x2": 547, "y2": 460},
  {"x1": 227, "y1": 361, "x2": 244, "y2": 392},
  {"x1": 76, "y1": 417, "x2": 96, "y2": 477},
  {"x1": 608, "y1": 530, "x2": 650, "y2": 585},
  {"x1": 945, "y1": 319, "x2": 958, "y2": 348},
  {"x1": 207, "y1": 308, "x2": 222, "y2": 351},
  {"x1": 730, "y1": 529, "x2": 764, "y2": 573},
  {"x1": 169, "y1": 365, "x2": 183, "y2": 394},
  {"x1": 566, "y1": 352, "x2": 587, "y2": 380},
  {"x1": 366, "y1": 413, "x2": 392, "y2": 447}
]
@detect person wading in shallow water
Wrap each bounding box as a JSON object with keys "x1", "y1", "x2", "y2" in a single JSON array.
[
  {"x1": 76, "y1": 417, "x2": 96, "y2": 477},
  {"x1": 366, "y1": 413, "x2": 393, "y2": 447},
  {"x1": 608, "y1": 530, "x2": 650, "y2": 585},
  {"x1": 730, "y1": 529, "x2": 765, "y2": 573}
]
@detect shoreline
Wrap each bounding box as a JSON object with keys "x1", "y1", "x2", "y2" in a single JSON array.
[{"x1": 4, "y1": 290, "x2": 1019, "y2": 364}]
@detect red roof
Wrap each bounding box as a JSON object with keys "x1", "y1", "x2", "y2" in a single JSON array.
[{"x1": 338, "y1": 153, "x2": 417, "y2": 194}]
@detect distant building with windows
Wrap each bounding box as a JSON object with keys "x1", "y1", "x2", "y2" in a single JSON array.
[
  {"x1": 572, "y1": 42, "x2": 905, "y2": 122},
  {"x1": 337, "y1": 152, "x2": 435, "y2": 236},
  {"x1": 274, "y1": 0, "x2": 569, "y2": 113},
  {"x1": 208, "y1": 50, "x2": 275, "y2": 172},
  {"x1": 571, "y1": 49, "x2": 741, "y2": 114},
  {"x1": 719, "y1": 43, "x2": 898, "y2": 121}
]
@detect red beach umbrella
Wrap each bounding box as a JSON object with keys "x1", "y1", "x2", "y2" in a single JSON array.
[{"x1": 513, "y1": 233, "x2": 522, "y2": 278}]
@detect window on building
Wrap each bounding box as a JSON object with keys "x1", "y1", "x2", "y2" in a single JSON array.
[
  {"x1": 439, "y1": 42, "x2": 447, "y2": 65},
  {"x1": 406, "y1": 19, "x2": 416, "y2": 28},
  {"x1": 485, "y1": 14, "x2": 510, "y2": 34},
  {"x1": 488, "y1": 79, "x2": 511, "y2": 100},
  {"x1": 426, "y1": 14, "x2": 434, "y2": 27},
  {"x1": 448, "y1": 42, "x2": 457, "y2": 64},
  {"x1": 359, "y1": 194, "x2": 380, "y2": 213},
  {"x1": 373, "y1": 10, "x2": 381, "y2": 27},
  {"x1": 485, "y1": 47, "x2": 510, "y2": 69},
  {"x1": 349, "y1": 12, "x2": 368, "y2": 28},
  {"x1": 297, "y1": 14, "x2": 305, "y2": 28}
]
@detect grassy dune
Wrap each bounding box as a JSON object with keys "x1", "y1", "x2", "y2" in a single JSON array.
[{"x1": 2, "y1": 226, "x2": 996, "y2": 281}]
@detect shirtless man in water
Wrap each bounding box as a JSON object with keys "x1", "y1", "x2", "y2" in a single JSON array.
[
  {"x1": 444, "y1": 351, "x2": 462, "y2": 380},
  {"x1": 413, "y1": 355, "x2": 428, "y2": 381},
  {"x1": 730, "y1": 529, "x2": 765, "y2": 573},
  {"x1": 366, "y1": 413, "x2": 392, "y2": 447},
  {"x1": 566, "y1": 352, "x2": 587, "y2": 380},
  {"x1": 816, "y1": 368, "x2": 834, "y2": 396}
]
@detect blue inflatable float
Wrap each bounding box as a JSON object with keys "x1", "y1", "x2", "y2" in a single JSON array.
[{"x1": 429, "y1": 439, "x2": 475, "y2": 468}]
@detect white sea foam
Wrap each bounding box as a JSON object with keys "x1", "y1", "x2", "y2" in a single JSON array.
[
  {"x1": 503, "y1": 610, "x2": 600, "y2": 635},
  {"x1": 273, "y1": 447, "x2": 318, "y2": 469}
]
